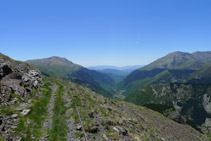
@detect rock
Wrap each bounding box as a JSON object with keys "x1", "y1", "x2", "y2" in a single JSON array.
[
  {"x1": 0, "y1": 115, "x2": 5, "y2": 131},
  {"x1": 31, "y1": 136, "x2": 36, "y2": 139},
  {"x1": 76, "y1": 125, "x2": 82, "y2": 130},
  {"x1": 11, "y1": 126, "x2": 17, "y2": 129},
  {"x1": 88, "y1": 126, "x2": 98, "y2": 133},
  {"x1": 33, "y1": 80, "x2": 38, "y2": 87},
  {"x1": 22, "y1": 75, "x2": 30, "y2": 82},
  {"x1": 88, "y1": 112, "x2": 94, "y2": 118},
  {"x1": 168, "y1": 111, "x2": 186, "y2": 124},
  {"x1": 117, "y1": 126, "x2": 128, "y2": 135},
  {"x1": 0, "y1": 64, "x2": 12, "y2": 78},
  {"x1": 113, "y1": 127, "x2": 119, "y2": 133},
  {"x1": 21, "y1": 109, "x2": 31, "y2": 116},
  {"x1": 16, "y1": 108, "x2": 23, "y2": 112},
  {"x1": 134, "y1": 136, "x2": 141, "y2": 141},
  {"x1": 28, "y1": 70, "x2": 39, "y2": 77},
  {"x1": 204, "y1": 118, "x2": 211, "y2": 127},
  {"x1": 202, "y1": 94, "x2": 211, "y2": 114},
  {"x1": 11, "y1": 114, "x2": 18, "y2": 118},
  {"x1": 27, "y1": 119, "x2": 32, "y2": 124},
  {"x1": 103, "y1": 134, "x2": 108, "y2": 141}
]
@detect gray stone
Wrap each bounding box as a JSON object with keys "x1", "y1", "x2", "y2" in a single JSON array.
[
  {"x1": 76, "y1": 125, "x2": 82, "y2": 130},
  {"x1": 204, "y1": 118, "x2": 211, "y2": 127},
  {"x1": 11, "y1": 114, "x2": 18, "y2": 118},
  {"x1": 21, "y1": 109, "x2": 31, "y2": 116},
  {"x1": 103, "y1": 134, "x2": 108, "y2": 141},
  {"x1": 11, "y1": 126, "x2": 17, "y2": 129},
  {"x1": 16, "y1": 108, "x2": 23, "y2": 112},
  {"x1": 113, "y1": 127, "x2": 119, "y2": 133},
  {"x1": 168, "y1": 111, "x2": 186, "y2": 124},
  {"x1": 117, "y1": 126, "x2": 128, "y2": 135}
]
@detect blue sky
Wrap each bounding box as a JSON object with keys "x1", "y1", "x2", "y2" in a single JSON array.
[{"x1": 0, "y1": 0, "x2": 211, "y2": 67}]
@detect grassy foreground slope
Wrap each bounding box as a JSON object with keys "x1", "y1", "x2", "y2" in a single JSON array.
[{"x1": 0, "y1": 77, "x2": 207, "y2": 140}]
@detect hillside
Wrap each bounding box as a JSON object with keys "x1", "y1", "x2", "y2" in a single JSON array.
[
  {"x1": 119, "y1": 51, "x2": 211, "y2": 96},
  {"x1": 187, "y1": 63, "x2": 211, "y2": 84},
  {"x1": 0, "y1": 53, "x2": 208, "y2": 140},
  {"x1": 126, "y1": 83, "x2": 211, "y2": 134},
  {"x1": 26, "y1": 57, "x2": 115, "y2": 97}
]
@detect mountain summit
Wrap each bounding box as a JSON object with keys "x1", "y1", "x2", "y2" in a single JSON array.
[{"x1": 142, "y1": 51, "x2": 211, "y2": 70}]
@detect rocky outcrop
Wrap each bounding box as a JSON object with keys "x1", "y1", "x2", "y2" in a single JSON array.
[
  {"x1": 203, "y1": 94, "x2": 211, "y2": 114},
  {"x1": 0, "y1": 54, "x2": 43, "y2": 140},
  {"x1": 0, "y1": 114, "x2": 21, "y2": 140},
  {"x1": 167, "y1": 111, "x2": 186, "y2": 124},
  {"x1": 0, "y1": 60, "x2": 43, "y2": 106}
]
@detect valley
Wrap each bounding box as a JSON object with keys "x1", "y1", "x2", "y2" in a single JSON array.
[
  {"x1": 1, "y1": 51, "x2": 211, "y2": 140},
  {"x1": 26, "y1": 51, "x2": 211, "y2": 136}
]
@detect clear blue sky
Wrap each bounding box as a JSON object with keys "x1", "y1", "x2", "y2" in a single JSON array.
[{"x1": 0, "y1": 0, "x2": 211, "y2": 67}]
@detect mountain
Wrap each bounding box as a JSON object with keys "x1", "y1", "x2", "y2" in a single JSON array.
[
  {"x1": 187, "y1": 63, "x2": 211, "y2": 84},
  {"x1": 0, "y1": 53, "x2": 207, "y2": 140},
  {"x1": 142, "y1": 51, "x2": 211, "y2": 70},
  {"x1": 126, "y1": 83, "x2": 211, "y2": 134},
  {"x1": 119, "y1": 51, "x2": 211, "y2": 96},
  {"x1": 26, "y1": 57, "x2": 115, "y2": 97}
]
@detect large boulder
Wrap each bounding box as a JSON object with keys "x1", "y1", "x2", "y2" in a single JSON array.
[
  {"x1": 0, "y1": 115, "x2": 5, "y2": 132},
  {"x1": 168, "y1": 111, "x2": 186, "y2": 124},
  {"x1": 0, "y1": 85, "x2": 12, "y2": 104},
  {"x1": 0, "y1": 61, "x2": 43, "y2": 105},
  {"x1": 0, "y1": 64, "x2": 12, "y2": 79}
]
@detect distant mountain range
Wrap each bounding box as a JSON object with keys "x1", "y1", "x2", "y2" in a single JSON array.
[
  {"x1": 87, "y1": 65, "x2": 144, "y2": 71},
  {"x1": 88, "y1": 65, "x2": 144, "y2": 83}
]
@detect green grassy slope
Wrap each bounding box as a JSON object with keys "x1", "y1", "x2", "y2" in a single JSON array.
[
  {"x1": 187, "y1": 63, "x2": 211, "y2": 84},
  {"x1": 0, "y1": 78, "x2": 207, "y2": 140},
  {"x1": 126, "y1": 83, "x2": 211, "y2": 129}
]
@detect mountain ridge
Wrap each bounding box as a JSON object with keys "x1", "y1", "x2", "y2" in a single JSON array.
[
  {"x1": 26, "y1": 56, "x2": 115, "y2": 97},
  {"x1": 119, "y1": 51, "x2": 211, "y2": 96}
]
